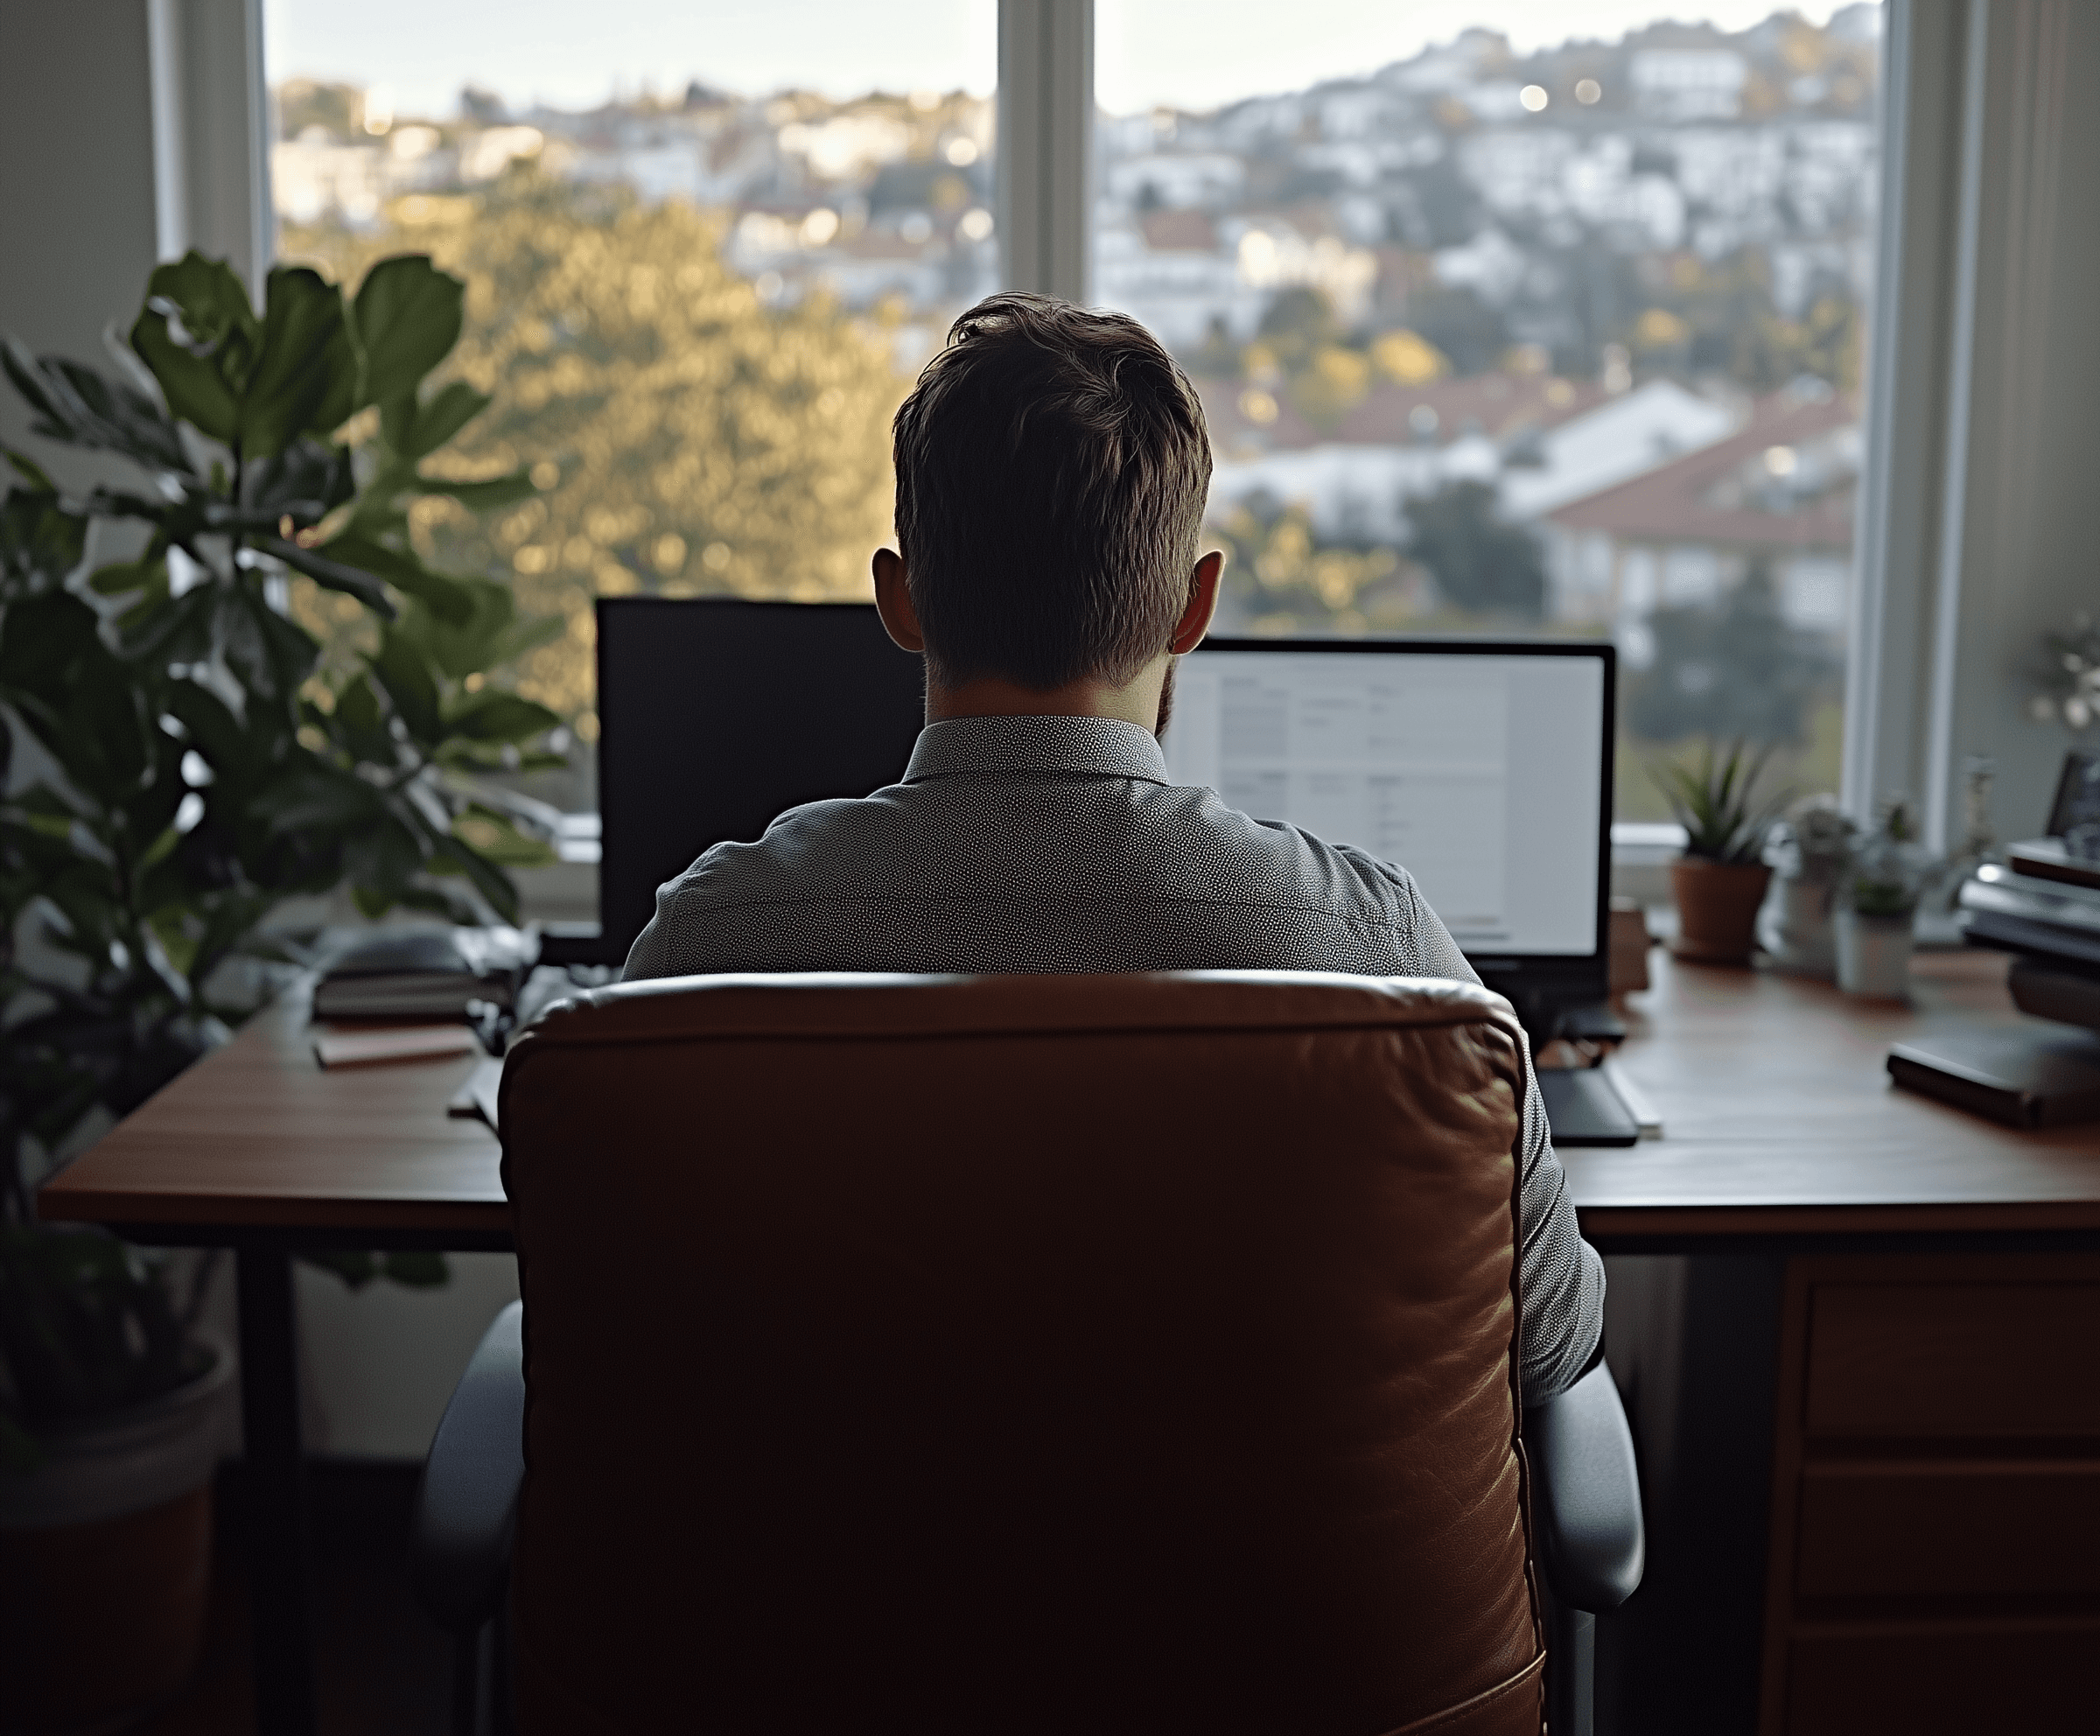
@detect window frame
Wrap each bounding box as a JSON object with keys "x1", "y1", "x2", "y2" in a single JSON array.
[{"x1": 186, "y1": 0, "x2": 2005, "y2": 856}]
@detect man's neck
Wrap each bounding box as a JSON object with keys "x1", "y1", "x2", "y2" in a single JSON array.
[{"x1": 927, "y1": 664, "x2": 1169, "y2": 732}]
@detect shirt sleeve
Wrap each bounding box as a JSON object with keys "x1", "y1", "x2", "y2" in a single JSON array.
[{"x1": 1348, "y1": 850, "x2": 1606, "y2": 1404}]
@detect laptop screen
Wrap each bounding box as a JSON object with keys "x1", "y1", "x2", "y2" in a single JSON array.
[{"x1": 1164, "y1": 640, "x2": 1614, "y2": 963}]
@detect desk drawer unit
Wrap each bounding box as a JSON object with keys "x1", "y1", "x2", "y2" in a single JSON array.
[{"x1": 1758, "y1": 1256, "x2": 2100, "y2": 1736}]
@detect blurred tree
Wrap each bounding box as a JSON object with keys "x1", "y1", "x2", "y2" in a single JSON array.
[
  {"x1": 1625, "y1": 562, "x2": 1837, "y2": 745},
  {"x1": 276, "y1": 80, "x2": 363, "y2": 140},
  {"x1": 1398, "y1": 284, "x2": 1509, "y2": 377},
  {"x1": 1255, "y1": 287, "x2": 1341, "y2": 372},
  {"x1": 282, "y1": 170, "x2": 913, "y2": 732},
  {"x1": 1290, "y1": 345, "x2": 1372, "y2": 429},
  {"x1": 1369, "y1": 328, "x2": 1449, "y2": 385},
  {"x1": 1665, "y1": 250, "x2": 1862, "y2": 392},
  {"x1": 1188, "y1": 315, "x2": 1241, "y2": 376},
  {"x1": 1404, "y1": 480, "x2": 1546, "y2": 618},
  {"x1": 1209, "y1": 500, "x2": 1398, "y2": 634}
]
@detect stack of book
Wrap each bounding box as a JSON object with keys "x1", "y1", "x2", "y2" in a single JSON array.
[
  {"x1": 311, "y1": 927, "x2": 536, "y2": 1021},
  {"x1": 1957, "y1": 844, "x2": 2100, "y2": 975}
]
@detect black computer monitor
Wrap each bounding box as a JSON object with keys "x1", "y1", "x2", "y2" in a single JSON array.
[
  {"x1": 594, "y1": 598, "x2": 925, "y2": 962},
  {"x1": 596, "y1": 603, "x2": 1616, "y2": 1021},
  {"x1": 1163, "y1": 637, "x2": 1618, "y2": 1024}
]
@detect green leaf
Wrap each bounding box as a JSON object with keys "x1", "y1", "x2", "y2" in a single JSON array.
[
  {"x1": 161, "y1": 681, "x2": 245, "y2": 770},
  {"x1": 381, "y1": 1251, "x2": 450, "y2": 1288},
  {"x1": 130, "y1": 305, "x2": 242, "y2": 445},
  {"x1": 352, "y1": 256, "x2": 465, "y2": 410},
  {"x1": 394, "y1": 575, "x2": 561, "y2": 682},
  {"x1": 442, "y1": 689, "x2": 561, "y2": 744},
  {"x1": 88, "y1": 553, "x2": 165, "y2": 597},
  {"x1": 370, "y1": 627, "x2": 442, "y2": 741},
  {"x1": 217, "y1": 584, "x2": 319, "y2": 704},
  {"x1": 427, "y1": 836, "x2": 522, "y2": 925},
  {"x1": 451, "y1": 805, "x2": 556, "y2": 869},
  {"x1": 0, "y1": 590, "x2": 102, "y2": 705},
  {"x1": 123, "y1": 258, "x2": 259, "y2": 451},
  {"x1": 116, "y1": 580, "x2": 215, "y2": 666},
  {"x1": 327, "y1": 672, "x2": 394, "y2": 766},
  {"x1": 4, "y1": 447, "x2": 57, "y2": 490},
  {"x1": 410, "y1": 468, "x2": 537, "y2": 512},
  {"x1": 251, "y1": 764, "x2": 381, "y2": 836},
  {"x1": 140, "y1": 253, "x2": 260, "y2": 356},
  {"x1": 242, "y1": 438, "x2": 354, "y2": 522},
  {"x1": 312, "y1": 531, "x2": 472, "y2": 625},
  {"x1": 343, "y1": 808, "x2": 429, "y2": 912},
  {"x1": 393, "y1": 381, "x2": 489, "y2": 460},
  {"x1": 4, "y1": 340, "x2": 191, "y2": 472},
  {"x1": 239, "y1": 268, "x2": 354, "y2": 461},
  {"x1": 390, "y1": 882, "x2": 482, "y2": 924},
  {"x1": 256, "y1": 536, "x2": 396, "y2": 620},
  {"x1": 0, "y1": 486, "x2": 89, "y2": 598}
]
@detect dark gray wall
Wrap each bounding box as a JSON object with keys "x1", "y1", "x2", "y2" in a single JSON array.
[{"x1": 0, "y1": 5, "x2": 161, "y2": 486}]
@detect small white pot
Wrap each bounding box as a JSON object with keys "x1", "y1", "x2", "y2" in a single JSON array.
[
  {"x1": 1761, "y1": 873, "x2": 1839, "y2": 976},
  {"x1": 1835, "y1": 909, "x2": 1914, "y2": 999}
]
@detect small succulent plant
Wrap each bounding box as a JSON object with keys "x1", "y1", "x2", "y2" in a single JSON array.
[
  {"x1": 2027, "y1": 616, "x2": 2100, "y2": 731},
  {"x1": 1845, "y1": 795, "x2": 1929, "y2": 920}
]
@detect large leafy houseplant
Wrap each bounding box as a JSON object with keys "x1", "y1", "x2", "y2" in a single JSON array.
[{"x1": 0, "y1": 253, "x2": 564, "y2": 1465}]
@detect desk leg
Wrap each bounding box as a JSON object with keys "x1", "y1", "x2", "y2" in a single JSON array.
[{"x1": 236, "y1": 1245, "x2": 315, "y2": 1736}]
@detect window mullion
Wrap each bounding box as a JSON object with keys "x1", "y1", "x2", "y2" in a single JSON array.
[{"x1": 998, "y1": 0, "x2": 1094, "y2": 303}]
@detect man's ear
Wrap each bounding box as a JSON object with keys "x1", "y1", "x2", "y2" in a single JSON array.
[
  {"x1": 872, "y1": 547, "x2": 925, "y2": 654},
  {"x1": 1169, "y1": 550, "x2": 1226, "y2": 655}
]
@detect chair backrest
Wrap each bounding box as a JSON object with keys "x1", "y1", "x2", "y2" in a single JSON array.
[{"x1": 499, "y1": 971, "x2": 1544, "y2": 1736}]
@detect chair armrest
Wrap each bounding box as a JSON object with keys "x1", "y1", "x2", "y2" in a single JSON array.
[
  {"x1": 413, "y1": 1298, "x2": 525, "y2": 1634},
  {"x1": 1526, "y1": 1361, "x2": 1645, "y2": 1613}
]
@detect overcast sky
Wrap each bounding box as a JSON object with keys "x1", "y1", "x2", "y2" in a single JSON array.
[{"x1": 262, "y1": 1, "x2": 1869, "y2": 120}]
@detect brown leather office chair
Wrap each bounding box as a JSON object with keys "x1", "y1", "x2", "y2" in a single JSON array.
[{"x1": 415, "y1": 971, "x2": 1642, "y2": 1736}]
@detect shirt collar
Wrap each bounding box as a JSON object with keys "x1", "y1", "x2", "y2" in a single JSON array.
[{"x1": 903, "y1": 715, "x2": 1172, "y2": 786}]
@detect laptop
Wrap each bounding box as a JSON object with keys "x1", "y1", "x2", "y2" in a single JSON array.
[{"x1": 593, "y1": 600, "x2": 1636, "y2": 1144}]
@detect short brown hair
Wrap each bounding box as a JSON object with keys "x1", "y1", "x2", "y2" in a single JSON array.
[{"x1": 891, "y1": 294, "x2": 1213, "y2": 690}]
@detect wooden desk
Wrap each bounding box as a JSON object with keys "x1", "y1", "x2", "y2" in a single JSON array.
[
  {"x1": 40, "y1": 987, "x2": 506, "y2": 1736},
  {"x1": 1572, "y1": 948, "x2": 2100, "y2": 1243},
  {"x1": 39, "y1": 953, "x2": 2100, "y2": 1736},
  {"x1": 1570, "y1": 949, "x2": 2100, "y2": 1736}
]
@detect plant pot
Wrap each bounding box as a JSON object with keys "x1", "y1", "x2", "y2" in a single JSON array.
[
  {"x1": 1836, "y1": 909, "x2": 1914, "y2": 999},
  {"x1": 1670, "y1": 858, "x2": 1774, "y2": 965},
  {"x1": 0, "y1": 1335, "x2": 234, "y2": 1734},
  {"x1": 1760, "y1": 872, "x2": 1839, "y2": 976}
]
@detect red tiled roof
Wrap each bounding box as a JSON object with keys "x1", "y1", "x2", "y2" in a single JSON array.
[
  {"x1": 1139, "y1": 209, "x2": 1219, "y2": 252},
  {"x1": 1192, "y1": 374, "x2": 1321, "y2": 452},
  {"x1": 1546, "y1": 390, "x2": 1858, "y2": 550},
  {"x1": 1334, "y1": 375, "x2": 1607, "y2": 444},
  {"x1": 1193, "y1": 371, "x2": 1606, "y2": 456}
]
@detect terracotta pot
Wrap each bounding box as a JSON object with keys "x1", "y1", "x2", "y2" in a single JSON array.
[
  {"x1": 1670, "y1": 858, "x2": 1774, "y2": 964},
  {"x1": 0, "y1": 1337, "x2": 233, "y2": 1733}
]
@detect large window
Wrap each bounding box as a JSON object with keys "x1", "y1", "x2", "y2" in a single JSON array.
[
  {"x1": 1095, "y1": 2, "x2": 1882, "y2": 819},
  {"x1": 262, "y1": 0, "x2": 996, "y2": 741}
]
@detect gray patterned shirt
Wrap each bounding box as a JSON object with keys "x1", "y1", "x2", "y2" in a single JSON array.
[{"x1": 625, "y1": 713, "x2": 1604, "y2": 1401}]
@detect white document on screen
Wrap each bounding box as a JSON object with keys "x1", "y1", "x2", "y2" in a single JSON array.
[{"x1": 1166, "y1": 650, "x2": 1601, "y2": 957}]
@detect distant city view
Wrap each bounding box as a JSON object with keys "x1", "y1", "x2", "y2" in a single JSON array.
[{"x1": 268, "y1": 3, "x2": 1881, "y2": 817}]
